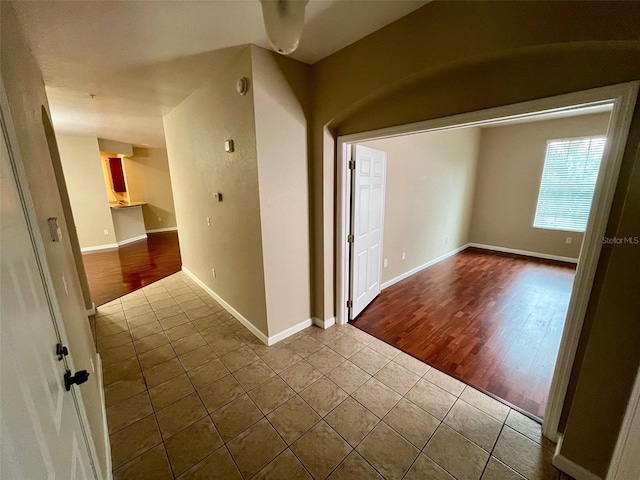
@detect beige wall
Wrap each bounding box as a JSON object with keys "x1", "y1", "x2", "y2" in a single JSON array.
[
  {"x1": 470, "y1": 112, "x2": 611, "y2": 259},
  {"x1": 362, "y1": 128, "x2": 480, "y2": 284},
  {"x1": 124, "y1": 147, "x2": 178, "y2": 232},
  {"x1": 1, "y1": 2, "x2": 108, "y2": 476},
  {"x1": 310, "y1": 2, "x2": 640, "y2": 476},
  {"x1": 251, "y1": 46, "x2": 313, "y2": 334},
  {"x1": 57, "y1": 134, "x2": 117, "y2": 249},
  {"x1": 163, "y1": 46, "x2": 269, "y2": 336}
]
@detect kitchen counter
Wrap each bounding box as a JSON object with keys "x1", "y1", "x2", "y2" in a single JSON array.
[
  {"x1": 109, "y1": 201, "x2": 148, "y2": 209},
  {"x1": 109, "y1": 202, "x2": 147, "y2": 246}
]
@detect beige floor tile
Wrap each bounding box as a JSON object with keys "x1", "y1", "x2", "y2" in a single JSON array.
[
  {"x1": 306, "y1": 347, "x2": 346, "y2": 374},
  {"x1": 113, "y1": 444, "x2": 172, "y2": 480},
  {"x1": 279, "y1": 360, "x2": 323, "y2": 392},
  {"x1": 374, "y1": 361, "x2": 420, "y2": 395},
  {"x1": 135, "y1": 331, "x2": 170, "y2": 354},
  {"x1": 150, "y1": 297, "x2": 178, "y2": 310},
  {"x1": 106, "y1": 391, "x2": 153, "y2": 434},
  {"x1": 128, "y1": 312, "x2": 160, "y2": 330},
  {"x1": 356, "y1": 422, "x2": 419, "y2": 480},
  {"x1": 138, "y1": 344, "x2": 177, "y2": 370},
  {"x1": 368, "y1": 339, "x2": 401, "y2": 360},
  {"x1": 505, "y1": 410, "x2": 555, "y2": 451},
  {"x1": 180, "y1": 298, "x2": 206, "y2": 310},
  {"x1": 268, "y1": 395, "x2": 321, "y2": 444},
  {"x1": 325, "y1": 397, "x2": 379, "y2": 447},
  {"x1": 110, "y1": 415, "x2": 162, "y2": 469},
  {"x1": 424, "y1": 368, "x2": 466, "y2": 397},
  {"x1": 253, "y1": 449, "x2": 312, "y2": 480},
  {"x1": 179, "y1": 345, "x2": 217, "y2": 371},
  {"x1": 184, "y1": 356, "x2": 227, "y2": 388},
  {"x1": 171, "y1": 332, "x2": 207, "y2": 355},
  {"x1": 392, "y1": 352, "x2": 431, "y2": 376},
  {"x1": 326, "y1": 335, "x2": 365, "y2": 358},
  {"x1": 383, "y1": 398, "x2": 439, "y2": 449},
  {"x1": 103, "y1": 357, "x2": 143, "y2": 386},
  {"x1": 234, "y1": 359, "x2": 276, "y2": 390},
  {"x1": 211, "y1": 394, "x2": 263, "y2": 441},
  {"x1": 97, "y1": 311, "x2": 126, "y2": 323},
  {"x1": 492, "y1": 426, "x2": 558, "y2": 480},
  {"x1": 159, "y1": 312, "x2": 190, "y2": 329},
  {"x1": 192, "y1": 314, "x2": 223, "y2": 333},
  {"x1": 352, "y1": 377, "x2": 402, "y2": 418},
  {"x1": 444, "y1": 400, "x2": 503, "y2": 451},
  {"x1": 143, "y1": 357, "x2": 185, "y2": 388},
  {"x1": 259, "y1": 347, "x2": 303, "y2": 373},
  {"x1": 119, "y1": 296, "x2": 148, "y2": 309},
  {"x1": 96, "y1": 321, "x2": 129, "y2": 339},
  {"x1": 300, "y1": 377, "x2": 349, "y2": 417},
  {"x1": 349, "y1": 347, "x2": 391, "y2": 375},
  {"x1": 124, "y1": 304, "x2": 154, "y2": 319},
  {"x1": 227, "y1": 418, "x2": 287, "y2": 478},
  {"x1": 404, "y1": 454, "x2": 454, "y2": 480},
  {"x1": 248, "y1": 376, "x2": 296, "y2": 414},
  {"x1": 105, "y1": 377, "x2": 147, "y2": 407},
  {"x1": 198, "y1": 374, "x2": 245, "y2": 412},
  {"x1": 291, "y1": 421, "x2": 352, "y2": 480},
  {"x1": 221, "y1": 346, "x2": 260, "y2": 372},
  {"x1": 305, "y1": 326, "x2": 344, "y2": 345},
  {"x1": 288, "y1": 334, "x2": 324, "y2": 357},
  {"x1": 424, "y1": 424, "x2": 489, "y2": 480},
  {"x1": 328, "y1": 451, "x2": 383, "y2": 480},
  {"x1": 156, "y1": 393, "x2": 207, "y2": 438},
  {"x1": 101, "y1": 342, "x2": 137, "y2": 367},
  {"x1": 148, "y1": 373, "x2": 195, "y2": 410},
  {"x1": 482, "y1": 457, "x2": 526, "y2": 480},
  {"x1": 339, "y1": 325, "x2": 376, "y2": 345},
  {"x1": 460, "y1": 387, "x2": 510, "y2": 423},
  {"x1": 326, "y1": 360, "x2": 371, "y2": 394},
  {"x1": 155, "y1": 304, "x2": 185, "y2": 320},
  {"x1": 406, "y1": 379, "x2": 457, "y2": 420},
  {"x1": 166, "y1": 323, "x2": 198, "y2": 342},
  {"x1": 165, "y1": 417, "x2": 223, "y2": 476},
  {"x1": 209, "y1": 334, "x2": 246, "y2": 356},
  {"x1": 130, "y1": 321, "x2": 163, "y2": 340},
  {"x1": 178, "y1": 446, "x2": 242, "y2": 480},
  {"x1": 98, "y1": 331, "x2": 132, "y2": 351},
  {"x1": 185, "y1": 305, "x2": 213, "y2": 320}
]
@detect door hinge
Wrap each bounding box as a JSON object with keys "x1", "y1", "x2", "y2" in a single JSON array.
[
  {"x1": 348, "y1": 159, "x2": 355, "y2": 170},
  {"x1": 56, "y1": 343, "x2": 68, "y2": 361},
  {"x1": 347, "y1": 234, "x2": 354, "y2": 243},
  {"x1": 347, "y1": 300, "x2": 353, "y2": 308}
]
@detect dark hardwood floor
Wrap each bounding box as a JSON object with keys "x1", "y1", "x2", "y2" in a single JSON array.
[
  {"x1": 351, "y1": 247, "x2": 576, "y2": 419},
  {"x1": 82, "y1": 231, "x2": 181, "y2": 306}
]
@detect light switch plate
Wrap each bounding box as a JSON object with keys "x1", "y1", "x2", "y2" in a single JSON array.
[
  {"x1": 225, "y1": 140, "x2": 234, "y2": 152},
  {"x1": 213, "y1": 193, "x2": 223, "y2": 202}
]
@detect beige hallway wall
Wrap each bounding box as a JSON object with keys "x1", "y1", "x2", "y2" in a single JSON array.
[
  {"x1": 362, "y1": 128, "x2": 480, "y2": 284},
  {"x1": 470, "y1": 112, "x2": 611, "y2": 259},
  {"x1": 56, "y1": 134, "x2": 117, "y2": 249},
  {"x1": 124, "y1": 147, "x2": 178, "y2": 232}
]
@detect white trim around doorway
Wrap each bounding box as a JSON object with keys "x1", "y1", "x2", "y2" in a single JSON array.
[{"x1": 335, "y1": 82, "x2": 639, "y2": 444}]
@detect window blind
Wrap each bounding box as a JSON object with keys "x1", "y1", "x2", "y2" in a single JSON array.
[{"x1": 533, "y1": 136, "x2": 606, "y2": 232}]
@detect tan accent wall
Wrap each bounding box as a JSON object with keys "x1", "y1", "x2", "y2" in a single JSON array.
[
  {"x1": 251, "y1": 46, "x2": 313, "y2": 334},
  {"x1": 1, "y1": 2, "x2": 108, "y2": 476},
  {"x1": 362, "y1": 128, "x2": 480, "y2": 284},
  {"x1": 470, "y1": 112, "x2": 611, "y2": 259},
  {"x1": 310, "y1": 2, "x2": 640, "y2": 476},
  {"x1": 163, "y1": 46, "x2": 269, "y2": 336},
  {"x1": 124, "y1": 147, "x2": 178, "y2": 232},
  {"x1": 56, "y1": 134, "x2": 117, "y2": 248}
]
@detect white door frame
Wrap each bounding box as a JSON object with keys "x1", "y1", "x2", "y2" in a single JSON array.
[
  {"x1": 335, "y1": 81, "x2": 639, "y2": 441},
  {"x1": 0, "y1": 78, "x2": 104, "y2": 479}
]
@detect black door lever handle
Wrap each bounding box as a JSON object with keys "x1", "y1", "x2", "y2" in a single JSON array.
[{"x1": 64, "y1": 369, "x2": 90, "y2": 391}]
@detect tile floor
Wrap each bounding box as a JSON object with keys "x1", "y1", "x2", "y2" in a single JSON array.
[{"x1": 97, "y1": 272, "x2": 570, "y2": 480}]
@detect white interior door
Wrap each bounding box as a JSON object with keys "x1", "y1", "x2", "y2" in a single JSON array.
[
  {"x1": 1, "y1": 115, "x2": 96, "y2": 479},
  {"x1": 350, "y1": 145, "x2": 386, "y2": 319}
]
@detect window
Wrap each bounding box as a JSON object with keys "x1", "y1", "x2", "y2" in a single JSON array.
[{"x1": 533, "y1": 136, "x2": 606, "y2": 232}]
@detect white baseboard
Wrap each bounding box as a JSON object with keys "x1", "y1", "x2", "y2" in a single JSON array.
[
  {"x1": 313, "y1": 317, "x2": 336, "y2": 329},
  {"x1": 381, "y1": 244, "x2": 470, "y2": 290},
  {"x1": 469, "y1": 243, "x2": 578, "y2": 264},
  {"x1": 80, "y1": 243, "x2": 119, "y2": 253},
  {"x1": 554, "y1": 436, "x2": 602, "y2": 480},
  {"x1": 181, "y1": 266, "x2": 270, "y2": 346},
  {"x1": 268, "y1": 319, "x2": 314, "y2": 345},
  {"x1": 145, "y1": 227, "x2": 178, "y2": 234},
  {"x1": 117, "y1": 234, "x2": 147, "y2": 247},
  {"x1": 86, "y1": 302, "x2": 96, "y2": 317}
]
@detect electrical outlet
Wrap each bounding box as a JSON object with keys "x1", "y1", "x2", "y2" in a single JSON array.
[
  {"x1": 566, "y1": 237, "x2": 572, "y2": 244},
  {"x1": 206, "y1": 217, "x2": 211, "y2": 227},
  {"x1": 402, "y1": 252, "x2": 406, "y2": 260},
  {"x1": 212, "y1": 268, "x2": 216, "y2": 278},
  {"x1": 103, "y1": 229, "x2": 109, "y2": 235},
  {"x1": 383, "y1": 258, "x2": 388, "y2": 268}
]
